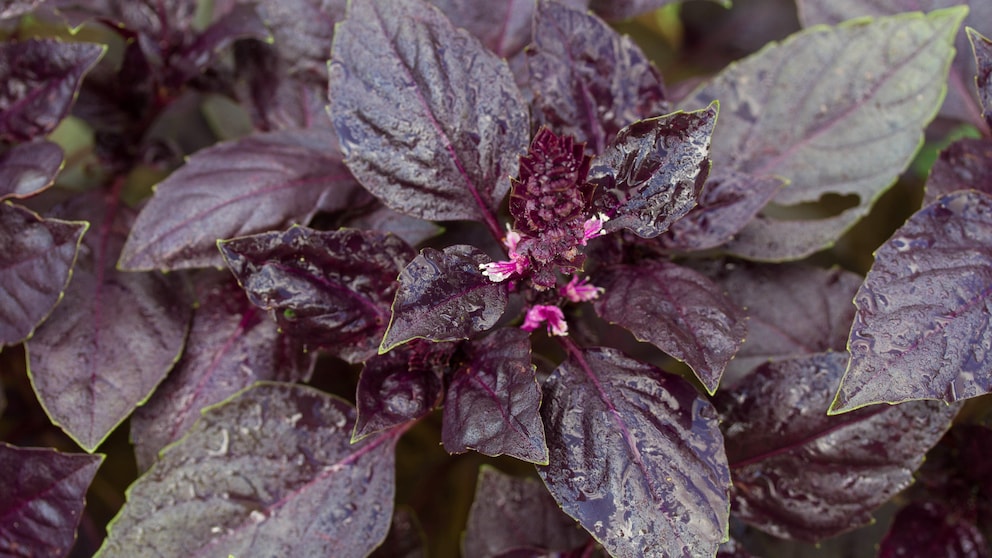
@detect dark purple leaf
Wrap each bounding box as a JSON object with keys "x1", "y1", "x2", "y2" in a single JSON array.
[
  {"x1": 176, "y1": 4, "x2": 271, "y2": 78},
  {"x1": 0, "y1": 443, "x2": 103, "y2": 557},
  {"x1": 130, "y1": 274, "x2": 316, "y2": 471},
  {"x1": 463, "y1": 467, "x2": 588, "y2": 558},
  {"x1": 589, "y1": 0, "x2": 725, "y2": 21},
  {"x1": 716, "y1": 537, "x2": 755, "y2": 558},
  {"x1": 254, "y1": 0, "x2": 346, "y2": 81},
  {"x1": 698, "y1": 260, "x2": 862, "y2": 384},
  {"x1": 879, "y1": 501, "x2": 990, "y2": 558},
  {"x1": 369, "y1": 507, "x2": 426, "y2": 558},
  {"x1": 442, "y1": 328, "x2": 547, "y2": 464},
  {"x1": 0, "y1": 203, "x2": 86, "y2": 347},
  {"x1": 832, "y1": 190, "x2": 992, "y2": 412},
  {"x1": 0, "y1": 39, "x2": 104, "y2": 142},
  {"x1": 680, "y1": 9, "x2": 962, "y2": 260},
  {"x1": 593, "y1": 261, "x2": 746, "y2": 394},
  {"x1": 26, "y1": 194, "x2": 191, "y2": 452},
  {"x1": 430, "y1": 0, "x2": 587, "y2": 59},
  {"x1": 657, "y1": 173, "x2": 785, "y2": 252},
  {"x1": 380, "y1": 245, "x2": 508, "y2": 353},
  {"x1": 119, "y1": 129, "x2": 363, "y2": 271},
  {"x1": 219, "y1": 226, "x2": 414, "y2": 363},
  {"x1": 538, "y1": 346, "x2": 730, "y2": 558},
  {"x1": 799, "y1": 1, "x2": 992, "y2": 133},
  {"x1": 925, "y1": 138, "x2": 992, "y2": 204},
  {"x1": 527, "y1": 0, "x2": 669, "y2": 154},
  {"x1": 345, "y1": 205, "x2": 442, "y2": 247},
  {"x1": 233, "y1": 41, "x2": 330, "y2": 131},
  {"x1": 970, "y1": 27, "x2": 992, "y2": 130},
  {"x1": 1, "y1": 1, "x2": 45, "y2": 20},
  {"x1": 717, "y1": 352, "x2": 960, "y2": 541},
  {"x1": 354, "y1": 340, "x2": 449, "y2": 442},
  {"x1": 65, "y1": 0, "x2": 197, "y2": 47},
  {"x1": 0, "y1": 141, "x2": 63, "y2": 201},
  {"x1": 590, "y1": 104, "x2": 715, "y2": 238},
  {"x1": 328, "y1": 0, "x2": 529, "y2": 230},
  {"x1": 97, "y1": 382, "x2": 400, "y2": 557}
]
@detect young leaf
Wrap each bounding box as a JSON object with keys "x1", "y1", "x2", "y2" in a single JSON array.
[
  {"x1": 0, "y1": 443, "x2": 104, "y2": 557},
  {"x1": 538, "y1": 346, "x2": 731, "y2": 558},
  {"x1": 589, "y1": 0, "x2": 725, "y2": 21},
  {"x1": 924, "y1": 137, "x2": 992, "y2": 204},
  {"x1": 328, "y1": 0, "x2": 529, "y2": 231},
  {"x1": 442, "y1": 328, "x2": 548, "y2": 464},
  {"x1": 119, "y1": 129, "x2": 364, "y2": 271},
  {"x1": 463, "y1": 467, "x2": 588, "y2": 558},
  {"x1": 353, "y1": 340, "x2": 449, "y2": 442},
  {"x1": 527, "y1": 0, "x2": 669, "y2": 154},
  {"x1": 219, "y1": 226, "x2": 415, "y2": 363},
  {"x1": 593, "y1": 261, "x2": 746, "y2": 394},
  {"x1": 657, "y1": 173, "x2": 785, "y2": 253},
  {"x1": 0, "y1": 203, "x2": 87, "y2": 346},
  {"x1": 681, "y1": 9, "x2": 963, "y2": 260},
  {"x1": 130, "y1": 274, "x2": 316, "y2": 471},
  {"x1": 0, "y1": 141, "x2": 64, "y2": 201},
  {"x1": 97, "y1": 383, "x2": 400, "y2": 557},
  {"x1": 379, "y1": 245, "x2": 508, "y2": 353},
  {"x1": 254, "y1": 0, "x2": 346, "y2": 81},
  {"x1": 0, "y1": 39, "x2": 105, "y2": 142},
  {"x1": 233, "y1": 41, "x2": 330, "y2": 131},
  {"x1": 590, "y1": 104, "x2": 716, "y2": 238},
  {"x1": 176, "y1": 4, "x2": 271, "y2": 80},
  {"x1": 878, "y1": 501, "x2": 990, "y2": 558},
  {"x1": 26, "y1": 194, "x2": 191, "y2": 452},
  {"x1": 832, "y1": 190, "x2": 992, "y2": 412},
  {"x1": 717, "y1": 352, "x2": 960, "y2": 541}
]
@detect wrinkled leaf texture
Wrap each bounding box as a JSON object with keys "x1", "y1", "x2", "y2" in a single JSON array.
[
  {"x1": 219, "y1": 226, "x2": 414, "y2": 363},
  {"x1": 925, "y1": 137, "x2": 992, "y2": 204},
  {"x1": 328, "y1": 0, "x2": 529, "y2": 229},
  {"x1": 590, "y1": 104, "x2": 716, "y2": 238},
  {"x1": 0, "y1": 443, "x2": 103, "y2": 558},
  {"x1": 27, "y1": 194, "x2": 190, "y2": 452},
  {"x1": 879, "y1": 500, "x2": 990, "y2": 558},
  {"x1": 463, "y1": 466, "x2": 588, "y2": 558},
  {"x1": 443, "y1": 328, "x2": 547, "y2": 464},
  {"x1": 0, "y1": 141, "x2": 63, "y2": 201},
  {"x1": 538, "y1": 346, "x2": 730, "y2": 558},
  {"x1": 0, "y1": 203, "x2": 86, "y2": 347},
  {"x1": 119, "y1": 128, "x2": 363, "y2": 271},
  {"x1": 718, "y1": 352, "x2": 960, "y2": 541},
  {"x1": 0, "y1": 39, "x2": 105, "y2": 142},
  {"x1": 593, "y1": 261, "x2": 746, "y2": 394},
  {"x1": 527, "y1": 0, "x2": 669, "y2": 155},
  {"x1": 799, "y1": 0, "x2": 992, "y2": 133},
  {"x1": 833, "y1": 190, "x2": 992, "y2": 412},
  {"x1": 98, "y1": 383, "x2": 400, "y2": 558},
  {"x1": 380, "y1": 245, "x2": 508, "y2": 352},
  {"x1": 681, "y1": 9, "x2": 962, "y2": 260},
  {"x1": 130, "y1": 274, "x2": 316, "y2": 471},
  {"x1": 971, "y1": 27, "x2": 992, "y2": 129}
]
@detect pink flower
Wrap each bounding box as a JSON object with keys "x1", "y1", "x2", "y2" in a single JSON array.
[
  {"x1": 521, "y1": 304, "x2": 568, "y2": 336},
  {"x1": 560, "y1": 276, "x2": 603, "y2": 302},
  {"x1": 480, "y1": 227, "x2": 529, "y2": 282},
  {"x1": 581, "y1": 213, "x2": 609, "y2": 245}
]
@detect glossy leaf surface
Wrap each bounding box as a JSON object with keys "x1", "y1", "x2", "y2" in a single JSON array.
[
  {"x1": 0, "y1": 203, "x2": 86, "y2": 346},
  {"x1": 442, "y1": 328, "x2": 547, "y2": 464},
  {"x1": 463, "y1": 467, "x2": 587, "y2": 558},
  {"x1": 718, "y1": 352, "x2": 959, "y2": 541},
  {"x1": 0, "y1": 39, "x2": 104, "y2": 142},
  {"x1": 538, "y1": 347, "x2": 730, "y2": 558},
  {"x1": 799, "y1": 1, "x2": 992, "y2": 132},
  {"x1": 682, "y1": 9, "x2": 962, "y2": 260},
  {"x1": 130, "y1": 275, "x2": 316, "y2": 471},
  {"x1": 380, "y1": 245, "x2": 508, "y2": 352},
  {"x1": 593, "y1": 261, "x2": 746, "y2": 394},
  {"x1": 328, "y1": 0, "x2": 528, "y2": 225},
  {"x1": 527, "y1": 0, "x2": 669, "y2": 154},
  {"x1": 220, "y1": 226, "x2": 414, "y2": 363},
  {"x1": 879, "y1": 500, "x2": 989, "y2": 558},
  {"x1": 590, "y1": 105, "x2": 716, "y2": 238},
  {"x1": 27, "y1": 195, "x2": 191, "y2": 452},
  {"x1": 0, "y1": 443, "x2": 103, "y2": 557},
  {"x1": 833, "y1": 190, "x2": 992, "y2": 412},
  {"x1": 354, "y1": 340, "x2": 449, "y2": 441},
  {"x1": 0, "y1": 141, "x2": 63, "y2": 201},
  {"x1": 120, "y1": 129, "x2": 362, "y2": 271},
  {"x1": 98, "y1": 383, "x2": 399, "y2": 557},
  {"x1": 971, "y1": 28, "x2": 992, "y2": 129},
  {"x1": 658, "y1": 173, "x2": 785, "y2": 252},
  {"x1": 925, "y1": 138, "x2": 992, "y2": 204},
  {"x1": 254, "y1": 0, "x2": 346, "y2": 80}
]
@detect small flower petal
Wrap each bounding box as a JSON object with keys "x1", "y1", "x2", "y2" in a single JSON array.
[
  {"x1": 561, "y1": 276, "x2": 604, "y2": 302},
  {"x1": 520, "y1": 304, "x2": 568, "y2": 336},
  {"x1": 581, "y1": 213, "x2": 609, "y2": 245}
]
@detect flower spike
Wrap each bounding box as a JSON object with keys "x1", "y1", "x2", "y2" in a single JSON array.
[{"x1": 521, "y1": 304, "x2": 568, "y2": 336}]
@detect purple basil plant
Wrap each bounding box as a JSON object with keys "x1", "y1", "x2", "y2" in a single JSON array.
[{"x1": 2, "y1": 0, "x2": 992, "y2": 556}]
